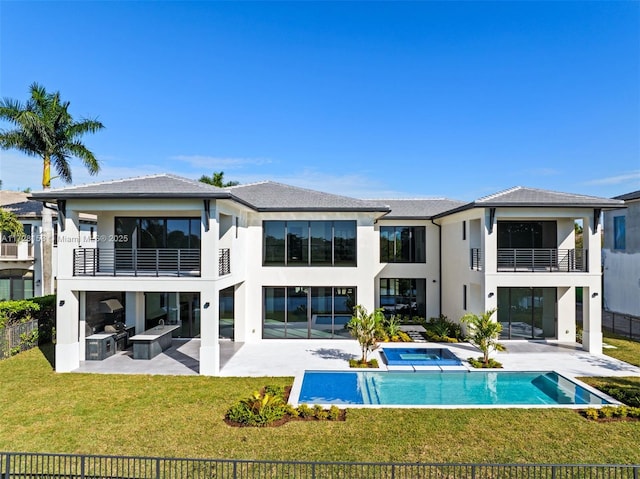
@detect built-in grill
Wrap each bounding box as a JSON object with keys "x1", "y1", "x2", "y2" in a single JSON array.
[{"x1": 99, "y1": 299, "x2": 131, "y2": 351}]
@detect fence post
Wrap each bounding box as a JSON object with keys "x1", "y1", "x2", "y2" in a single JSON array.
[
  {"x1": 3, "y1": 452, "x2": 10, "y2": 479},
  {"x1": 156, "y1": 458, "x2": 161, "y2": 479}
]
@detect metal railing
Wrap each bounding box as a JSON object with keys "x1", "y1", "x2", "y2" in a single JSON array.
[
  {"x1": 1, "y1": 452, "x2": 637, "y2": 479},
  {"x1": 219, "y1": 248, "x2": 231, "y2": 276},
  {"x1": 497, "y1": 248, "x2": 587, "y2": 272},
  {"x1": 73, "y1": 248, "x2": 200, "y2": 277},
  {"x1": 0, "y1": 243, "x2": 18, "y2": 258},
  {"x1": 470, "y1": 248, "x2": 482, "y2": 270}
]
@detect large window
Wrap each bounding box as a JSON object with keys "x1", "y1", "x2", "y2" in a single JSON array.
[
  {"x1": 497, "y1": 287, "x2": 556, "y2": 339},
  {"x1": 497, "y1": 221, "x2": 557, "y2": 249},
  {"x1": 614, "y1": 216, "x2": 626, "y2": 250},
  {"x1": 380, "y1": 226, "x2": 426, "y2": 263},
  {"x1": 379, "y1": 278, "x2": 426, "y2": 319},
  {"x1": 263, "y1": 221, "x2": 356, "y2": 266},
  {"x1": 0, "y1": 269, "x2": 34, "y2": 301},
  {"x1": 263, "y1": 286, "x2": 356, "y2": 339},
  {"x1": 115, "y1": 217, "x2": 201, "y2": 249}
]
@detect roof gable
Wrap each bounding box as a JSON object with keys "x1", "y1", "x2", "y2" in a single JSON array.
[
  {"x1": 31, "y1": 174, "x2": 230, "y2": 200},
  {"x1": 229, "y1": 181, "x2": 390, "y2": 212}
]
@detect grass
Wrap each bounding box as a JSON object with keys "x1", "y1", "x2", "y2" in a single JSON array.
[
  {"x1": 1, "y1": 343, "x2": 640, "y2": 464},
  {"x1": 602, "y1": 331, "x2": 640, "y2": 367}
]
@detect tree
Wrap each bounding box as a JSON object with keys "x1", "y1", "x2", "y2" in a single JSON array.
[
  {"x1": 0, "y1": 82, "x2": 104, "y2": 294},
  {"x1": 460, "y1": 308, "x2": 505, "y2": 366},
  {"x1": 0, "y1": 209, "x2": 24, "y2": 240},
  {"x1": 347, "y1": 305, "x2": 384, "y2": 364},
  {"x1": 199, "y1": 171, "x2": 239, "y2": 187}
]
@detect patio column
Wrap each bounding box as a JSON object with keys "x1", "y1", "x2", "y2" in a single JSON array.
[
  {"x1": 199, "y1": 290, "x2": 220, "y2": 376},
  {"x1": 55, "y1": 290, "x2": 80, "y2": 372},
  {"x1": 582, "y1": 286, "x2": 603, "y2": 354},
  {"x1": 557, "y1": 287, "x2": 576, "y2": 342}
]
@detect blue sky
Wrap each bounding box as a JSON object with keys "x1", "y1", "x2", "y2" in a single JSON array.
[{"x1": 1, "y1": 1, "x2": 638, "y2": 201}]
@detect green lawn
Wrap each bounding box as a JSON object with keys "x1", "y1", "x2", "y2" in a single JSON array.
[
  {"x1": 1, "y1": 343, "x2": 639, "y2": 464},
  {"x1": 602, "y1": 331, "x2": 640, "y2": 367}
]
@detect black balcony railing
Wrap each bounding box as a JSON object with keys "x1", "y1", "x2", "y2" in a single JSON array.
[
  {"x1": 497, "y1": 248, "x2": 587, "y2": 272},
  {"x1": 470, "y1": 248, "x2": 482, "y2": 270},
  {"x1": 219, "y1": 248, "x2": 231, "y2": 276},
  {"x1": 73, "y1": 248, "x2": 200, "y2": 277}
]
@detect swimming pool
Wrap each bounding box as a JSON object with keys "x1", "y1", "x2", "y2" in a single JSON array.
[
  {"x1": 294, "y1": 371, "x2": 613, "y2": 408},
  {"x1": 381, "y1": 347, "x2": 462, "y2": 366}
]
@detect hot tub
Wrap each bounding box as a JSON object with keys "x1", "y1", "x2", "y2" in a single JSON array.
[{"x1": 381, "y1": 347, "x2": 462, "y2": 366}]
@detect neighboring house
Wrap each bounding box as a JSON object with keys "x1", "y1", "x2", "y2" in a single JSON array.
[
  {"x1": 31, "y1": 175, "x2": 623, "y2": 375},
  {"x1": 0, "y1": 190, "x2": 96, "y2": 300},
  {"x1": 603, "y1": 190, "x2": 639, "y2": 317}
]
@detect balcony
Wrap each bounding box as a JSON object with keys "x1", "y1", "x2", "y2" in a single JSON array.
[
  {"x1": 470, "y1": 248, "x2": 588, "y2": 272},
  {"x1": 218, "y1": 248, "x2": 231, "y2": 276},
  {"x1": 0, "y1": 243, "x2": 34, "y2": 260},
  {"x1": 497, "y1": 248, "x2": 587, "y2": 272},
  {"x1": 73, "y1": 248, "x2": 200, "y2": 277}
]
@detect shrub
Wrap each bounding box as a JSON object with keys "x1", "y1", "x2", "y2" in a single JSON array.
[
  {"x1": 597, "y1": 385, "x2": 640, "y2": 408},
  {"x1": 328, "y1": 405, "x2": 341, "y2": 420},
  {"x1": 0, "y1": 299, "x2": 40, "y2": 328},
  {"x1": 225, "y1": 390, "x2": 287, "y2": 426},
  {"x1": 313, "y1": 404, "x2": 328, "y2": 420},
  {"x1": 467, "y1": 357, "x2": 503, "y2": 369},
  {"x1": 423, "y1": 315, "x2": 463, "y2": 342},
  {"x1": 584, "y1": 408, "x2": 600, "y2": 420},
  {"x1": 297, "y1": 404, "x2": 313, "y2": 418},
  {"x1": 349, "y1": 358, "x2": 379, "y2": 368}
]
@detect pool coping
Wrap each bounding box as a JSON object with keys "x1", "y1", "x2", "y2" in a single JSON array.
[{"x1": 288, "y1": 369, "x2": 622, "y2": 409}]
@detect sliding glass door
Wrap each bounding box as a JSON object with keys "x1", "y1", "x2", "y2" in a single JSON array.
[{"x1": 497, "y1": 287, "x2": 556, "y2": 339}]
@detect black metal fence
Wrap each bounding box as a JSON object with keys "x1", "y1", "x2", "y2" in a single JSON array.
[
  {"x1": 1, "y1": 452, "x2": 638, "y2": 479},
  {"x1": 603, "y1": 310, "x2": 640, "y2": 341},
  {"x1": 0, "y1": 319, "x2": 38, "y2": 359}
]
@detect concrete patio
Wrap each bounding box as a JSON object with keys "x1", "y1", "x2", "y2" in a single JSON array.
[{"x1": 72, "y1": 338, "x2": 640, "y2": 379}]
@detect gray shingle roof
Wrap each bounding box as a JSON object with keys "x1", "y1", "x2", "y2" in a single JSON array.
[
  {"x1": 374, "y1": 199, "x2": 467, "y2": 219},
  {"x1": 433, "y1": 186, "x2": 624, "y2": 218},
  {"x1": 0, "y1": 191, "x2": 44, "y2": 217},
  {"x1": 31, "y1": 174, "x2": 231, "y2": 200},
  {"x1": 475, "y1": 186, "x2": 625, "y2": 207},
  {"x1": 229, "y1": 181, "x2": 390, "y2": 212},
  {"x1": 614, "y1": 190, "x2": 640, "y2": 202}
]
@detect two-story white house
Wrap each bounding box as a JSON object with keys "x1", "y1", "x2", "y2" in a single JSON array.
[{"x1": 31, "y1": 175, "x2": 623, "y2": 375}]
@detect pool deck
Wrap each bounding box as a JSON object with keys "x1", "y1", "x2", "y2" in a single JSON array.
[{"x1": 72, "y1": 338, "x2": 640, "y2": 379}]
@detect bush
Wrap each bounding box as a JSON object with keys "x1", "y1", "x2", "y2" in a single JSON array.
[
  {"x1": 423, "y1": 315, "x2": 464, "y2": 342},
  {"x1": 225, "y1": 385, "x2": 346, "y2": 427},
  {"x1": 0, "y1": 299, "x2": 40, "y2": 328},
  {"x1": 467, "y1": 357, "x2": 503, "y2": 368},
  {"x1": 349, "y1": 358, "x2": 379, "y2": 368},
  {"x1": 597, "y1": 385, "x2": 640, "y2": 407},
  {"x1": 297, "y1": 404, "x2": 313, "y2": 418},
  {"x1": 582, "y1": 405, "x2": 640, "y2": 421},
  {"x1": 313, "y1": 404, "x2": 328, "y2": 420},
  {"x1": 225, "y1": 390, "x2": 287, "y2": 426}
]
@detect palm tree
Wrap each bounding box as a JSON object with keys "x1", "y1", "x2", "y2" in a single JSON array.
[
  {"x1": 199, "y1": 171, "x2": 239, "y2": 187},
  {"x1": 460, "y1": 308, "x2": 505, "y2": 366},
  {"x1": 0, "y1": 82, "x2": 104, "y2": 294}
]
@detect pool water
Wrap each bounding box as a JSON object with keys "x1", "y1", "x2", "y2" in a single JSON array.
[
  {"x1": 382, "y1": 347, "x2": 462, "y2": 366},
  {"x1": 296, "y1": 371, "x2": 612, "y2": 407}
]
